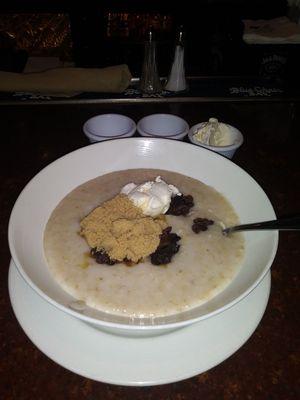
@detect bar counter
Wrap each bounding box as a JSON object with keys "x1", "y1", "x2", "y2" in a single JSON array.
[{"x1": 0, "y1": 99, "x2": 299, "y2": 399}]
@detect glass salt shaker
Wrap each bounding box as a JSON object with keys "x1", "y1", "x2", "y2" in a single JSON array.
[
  {"x1": 165, "y1": 25, "x2": 187, "y2": 92},
  {"x1": 139, "y1": 27, "x2": 162, "y2": 94}
]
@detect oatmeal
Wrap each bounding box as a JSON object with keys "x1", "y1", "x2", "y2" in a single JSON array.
[{"x1": 43, "y1": 169, "x2": 245, "y2": 317}]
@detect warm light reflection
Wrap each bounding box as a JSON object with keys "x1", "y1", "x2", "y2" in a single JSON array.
[{"x1": 106, "y1": 12, "x2": 173, "y2": 39}]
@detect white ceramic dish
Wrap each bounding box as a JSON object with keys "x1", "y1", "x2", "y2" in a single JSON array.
[
  {"x1": 8, "y1": 138, "x2": 278, "y2": 336},
  {"x1": 83, "y1": 113, "x2": 136, "y2": 142},
  {"x1": 85, "y1": 129, "x2": 136, "y2": 143},
  {"x1": 137, "y1": 113, "x2": 189, "y2": 140},
  {"x1": 9, "y1": 260, "x2": 271, "y2": 385},
  {"x1": 188, "y1": 122, "x2": 244, "y2": 159}
]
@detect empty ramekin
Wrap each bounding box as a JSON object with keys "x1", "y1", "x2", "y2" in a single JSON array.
[
  {"x1": 83, "y1": 114, "x2": 136, "y2": 142},
  {"x1": 137, "y1": 114, "x2": 189, "y2": 140}
]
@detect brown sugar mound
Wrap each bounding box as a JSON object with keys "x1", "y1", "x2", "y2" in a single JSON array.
[{"x1": 80, "y1": 194, "x2": 167, "y2": 263}]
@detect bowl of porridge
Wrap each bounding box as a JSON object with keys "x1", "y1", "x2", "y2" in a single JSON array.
[{"x1": 8, "y1": 138, "x2": 278, "y2": 336}]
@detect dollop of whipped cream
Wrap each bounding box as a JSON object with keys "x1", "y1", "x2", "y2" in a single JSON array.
[
  {"x1": 193, "y1": 118, "x2": 232, "y2": 146},
  {"x1": 121, "y1": 176, "x2": 181, "y2": 217}
]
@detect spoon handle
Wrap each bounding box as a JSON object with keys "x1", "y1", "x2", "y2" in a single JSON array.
[{"x1": 223, "y1": 216, "x2": 300, "y2": 235}]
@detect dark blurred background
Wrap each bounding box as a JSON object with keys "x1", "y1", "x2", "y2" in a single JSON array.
[{"x1": 0, "y1": 0, "x2": 299, "y2": 83}]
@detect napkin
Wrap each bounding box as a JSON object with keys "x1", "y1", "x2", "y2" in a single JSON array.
[
  {"x1": 0, "y1": 64, "x2": 132, "y2": 97},
  {"x1": 243, "y1": 17, "x2": 300, "y2": 44}
]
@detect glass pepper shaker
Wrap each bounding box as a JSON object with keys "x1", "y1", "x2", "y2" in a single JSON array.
[{"x1": 139, "y1": 27, "x2": 162, "y2": 94}]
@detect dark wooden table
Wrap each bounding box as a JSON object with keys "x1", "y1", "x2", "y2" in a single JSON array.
[{"x1": 1, "y1": 100, "x2": 299, "y2": 399}]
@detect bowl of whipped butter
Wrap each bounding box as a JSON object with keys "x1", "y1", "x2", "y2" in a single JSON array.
[{"x1": 188, "y1": 118, "x2": 243, "y2": 159}]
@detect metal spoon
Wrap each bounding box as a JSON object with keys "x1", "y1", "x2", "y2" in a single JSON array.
[{"x1": 222, "y1": 215, "x2": 300, "y2": 235}]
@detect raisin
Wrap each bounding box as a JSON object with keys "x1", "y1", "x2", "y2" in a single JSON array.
[
  {"x1": 192, "y1": 218, "x2": 214, "y2": 233},
  {"x1": 91, "y1": 248, "x2": 117, "y2": 265},
  {"x1": 151, "y1": 227, "x2": 181, "y2": 265},
  {"x1": 167, "y1": 194, "x2": 194, "y2": 216},
  {"x1": 123, "y1": 258, "x2": 137, "y2": 267}
]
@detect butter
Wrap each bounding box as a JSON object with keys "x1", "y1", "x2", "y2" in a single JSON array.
[{"x1": 193, "y1": 118, "x2": 232, "y2": 146}]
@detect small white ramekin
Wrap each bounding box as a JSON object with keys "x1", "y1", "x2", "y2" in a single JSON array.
[
  {"x1": 83, "y1": 113, "x2": 136, "y2": 142},
  {"x1": 137, "y1": 113, "x2": 189, "y2": 140}
]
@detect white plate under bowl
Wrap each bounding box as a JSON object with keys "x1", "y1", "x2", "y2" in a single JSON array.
[
  {"x1": 8, "y1": 138, "x2": 278, "y2": 335},
  {"x1": 9, "y1": 260, "x2": 271, "y2": 386}
]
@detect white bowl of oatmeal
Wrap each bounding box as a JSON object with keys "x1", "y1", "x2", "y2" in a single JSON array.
[{"x1": 8, "y1": 138, "x2": 278, "y2": 336}]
